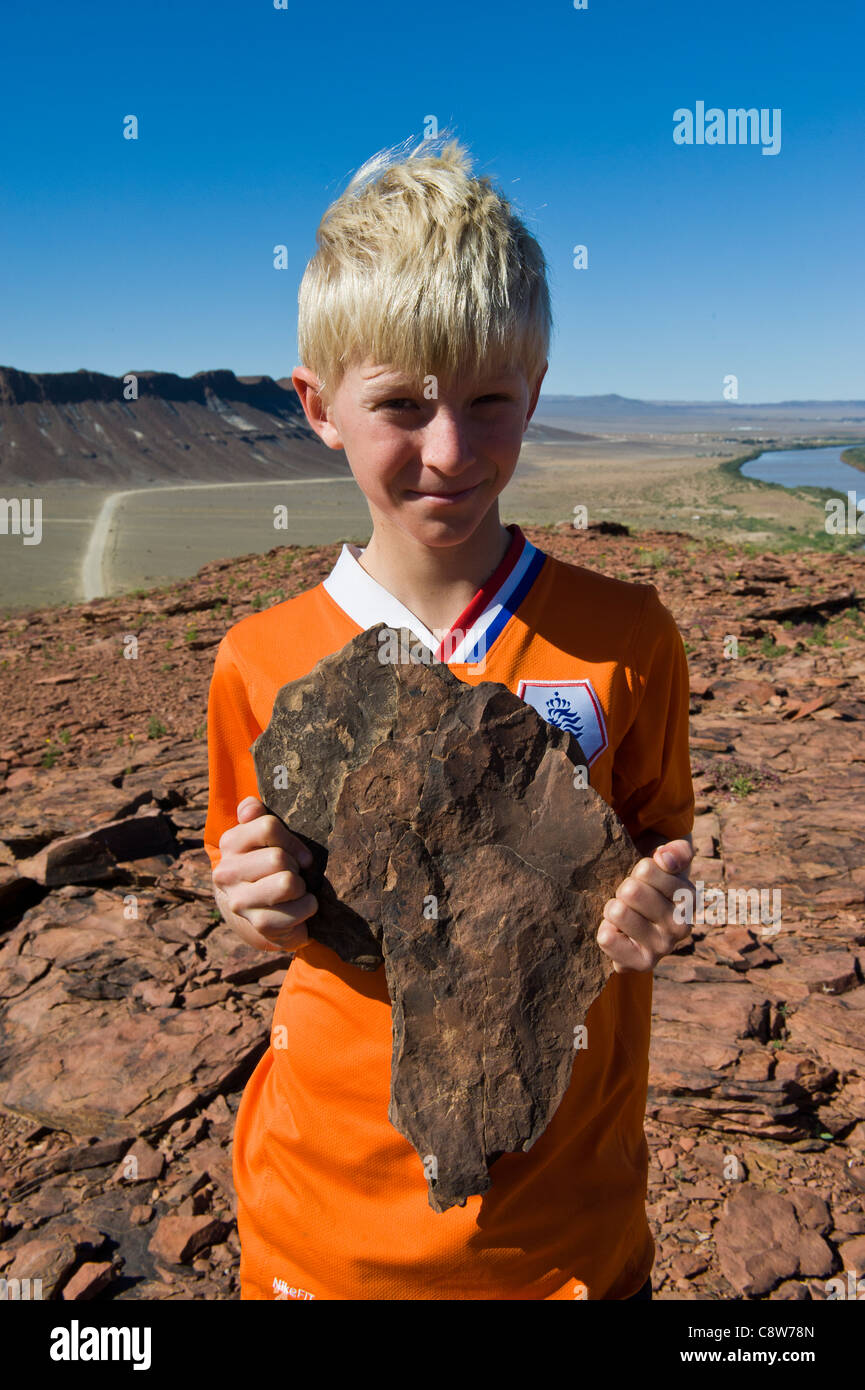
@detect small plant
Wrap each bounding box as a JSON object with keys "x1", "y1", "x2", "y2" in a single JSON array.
[
  {"x1": 730, "y1": 774, "x2": 754, "y2": 798},
  {"x1": 760, "y1": 636, "x2": 783, "y2": 659},
  {"x1": 42, "y1": 745, "x2": 58, "y2": 768},
  {"x1": 193, "y1": 721, "x2": 206, "y2": 741},
  {"x1": 185, "y1": 626, "x2": 198, "y2": 644},
  {"x1": 58, "y1": 728, "x2": 71, "y2": 745},
  {"x1": 147, "y1": 716, "x2": 167, "y2": 739}
]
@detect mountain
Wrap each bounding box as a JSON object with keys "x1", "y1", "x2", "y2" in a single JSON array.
[
  {"x1": 0, "y1": 367, "x2": 342, "y2": 485},
  {"x1": 534, "y1": 393, "x2": 865, "y2": 435}
]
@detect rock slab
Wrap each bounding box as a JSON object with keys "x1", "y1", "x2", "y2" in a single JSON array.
[{"x1": 252, "y1": 624, "x2": 638, "y2": 1212}]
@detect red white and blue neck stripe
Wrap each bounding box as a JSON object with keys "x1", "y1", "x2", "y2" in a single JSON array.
[{"x1": 322, "y1": 523, "x2": 546, "y2": 665}]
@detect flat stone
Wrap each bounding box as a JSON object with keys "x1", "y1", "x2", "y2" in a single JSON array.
[
  {"x1": 253, "y1": 625, "x2": 637, "y2": 1212},
  {"x1": 61, "y1": 1259, "x2": 115, "y2": 1300},
  {"x1": 715, "y1": 1184, "x2": 802, "y2": 1295},
  {"x1": 148, "y1": 1214, "x2": 231, "y2": 1265}
]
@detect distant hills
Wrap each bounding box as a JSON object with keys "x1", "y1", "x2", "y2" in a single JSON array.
[
  {"x1": 536, "y1": 393, "x2": 865, "y2": 435},
  {"x1": 1, "y1": 369, "x2": 863, "y2": 485},
  {"x1": 0, "y1": 367, "x2": 341, "y2": 485}
]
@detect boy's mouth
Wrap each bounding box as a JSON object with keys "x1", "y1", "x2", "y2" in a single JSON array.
[{"x1": 406, "y1": 482, "x2": 483, "y2": 503}]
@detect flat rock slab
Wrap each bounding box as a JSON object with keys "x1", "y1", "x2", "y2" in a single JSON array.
[
  {"x1": 253, "y1": 624, "x2": 638, "y2": 1212},
  {"x1": 0, "y1": 890, "x2": 273, "y2": 1136}
]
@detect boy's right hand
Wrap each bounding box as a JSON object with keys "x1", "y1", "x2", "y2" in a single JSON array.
[{"x1": 211, "y1": 796, "x2": 318, "y2": 954}]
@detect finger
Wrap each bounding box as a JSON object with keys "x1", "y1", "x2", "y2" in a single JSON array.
[
  {"x1": 242, "y1": 895, "x2": 317, "y2": 938},
  {"x1": 596, "y1": 918, "x2": 654, "y2": 973},
  {"x1": 230, "y1": 871, "x2": 318, "y2": 915},
  {"x1": 601, "y1": 898, "x2": 670, "y2": 958},
  {"x1": 653, "y1": 838, "x2": 694, "y2": 875},
  {"x1": 629, "y1": 855, "x2": 686, "y2": 900},
  {"x1": 615, "y1": 875, "x2": 679, "y2": 929},
  {"x1": 219, "y1": 812, "x2": 313, "y2": 867},
  {"x1": 214, "y1": 845, "x2": 307, "y2": 890}
]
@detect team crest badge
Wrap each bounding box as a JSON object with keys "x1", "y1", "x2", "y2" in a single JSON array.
[{"x1": 516, "y1": 679, "x2": 608, "y2": 765}]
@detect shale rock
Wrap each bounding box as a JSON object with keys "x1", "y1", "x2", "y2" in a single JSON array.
[{"x1": 252, "y1": 624, "x2": 638, "y2": 1212}]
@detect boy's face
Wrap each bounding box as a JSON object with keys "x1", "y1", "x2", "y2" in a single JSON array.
[{"x1": 292, "y1": 357, "x2": 547, "y2": 546}]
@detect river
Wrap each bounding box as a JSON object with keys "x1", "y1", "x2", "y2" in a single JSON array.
[{"x1": 740, "y1": 444, "x2": 865, "y2": 509}]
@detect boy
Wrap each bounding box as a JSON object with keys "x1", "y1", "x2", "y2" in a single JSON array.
[{"x1": 203, "y1": 136, "x2": 695, "y2": 1301}]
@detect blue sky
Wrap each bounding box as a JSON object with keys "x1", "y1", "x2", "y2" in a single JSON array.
[{"x1": 1, "y1": 0, "x2": 862, "y2": 402}]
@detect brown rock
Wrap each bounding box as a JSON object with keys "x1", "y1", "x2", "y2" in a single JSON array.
[
  {"x1": 112, "y1": 1138, "x2": 164, "y2": 1183},
  {"x1": 252, "y1": 626, "x2": 637, "y2": 1212},
  {"x1": 837, "y1": 1235, "x2": 865, "y2": 1274},
  {"x1": 790, "y1": 1188, "x2": 831, "y2": 1233},
  {"x1": 0, "y1": 888, "x2": 270, "y2": 1135},
  {"x1": 715, "y1": 1184, "x2": 802, "y2": 1295},
  {"x1": 148, "y1": 1214, "x2": 231, "y2": 1265},
  {"x1": 770, "y1": 1280, "x2": 811, "y2": 1300},
  {"x1": 796, "y1": 1229, "x2": 835, "y2": 1278},
  {"x1": 61, "y1": 1259, "x2": 115, "y2": 1300},
  {"x1": 799, "y1": 952, "x2": 861, "y2": 996},
  {"x1": 5, "y1": 1231, "x2": 88, "y2": 1298},
  {"x1": 18, "y1": 810, "x2": 178, "y2": 887}
]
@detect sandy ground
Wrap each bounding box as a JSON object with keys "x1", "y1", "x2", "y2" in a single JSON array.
[{"x1": 0, "y1": 437, "x2": 848, "y2": 612}]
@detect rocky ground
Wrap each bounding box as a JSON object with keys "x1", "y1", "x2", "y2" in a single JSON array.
[{"x1": 0, "y1": 523, "x2": 863, "y2": 1301}]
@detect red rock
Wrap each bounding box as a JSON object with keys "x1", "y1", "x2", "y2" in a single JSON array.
[
  {"x1": 148, "y1": 1214, "x2": 231, "y2": 1265},
  {"x1": 18, "y1": 810, "x2": 178, "y2": 887},
  {"x1": 61, "y1": 1259, "x2": 115, "y2": 1300},
  {"x1": 790, "y1": 1189, "x2": 831, "y2": 1232},
  {"x1": 796, "y1": 1229, "x2": 835, "y2": 1278},
  {"x1": 113, "y1": 1138, "x2": 164, "y2": 1183},
  {"x1": 799, "y1": 952, "x2": 861, "y2": 996},
  {"x1": 129, "y1": 1204, "x2": 154, "y2": 1226},
  {"x1": 837, "y1": 1235, "x2": 865, "y2": 1274},
  {"x1": 5, "y1": 769, "x2": 33, "y2": 789},
  {"x1": 184, "y1": 983, "x2": 231, "y2": 1009},
  {"x1": 670, "y1": 1252, "x2": 709, "y2": 1279},
  {"x1": 715, "y1": 1185, "x2": 802, "y2": 1295},
  {"x1": 6, "y1": 1234, "x2": 79, "y2": 1298}
]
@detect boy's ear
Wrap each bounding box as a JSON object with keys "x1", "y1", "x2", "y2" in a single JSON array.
[
  {"x1": 291, "y1": 366, "x2": 344, "y2": 450},
  {"x1": 524, "y1": 361, "x2": 548, "y2": 430}
]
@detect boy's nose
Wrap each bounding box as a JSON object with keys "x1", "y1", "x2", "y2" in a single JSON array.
[{"x1": 419, "y1": 407, "x2": 476, "y2": 470}]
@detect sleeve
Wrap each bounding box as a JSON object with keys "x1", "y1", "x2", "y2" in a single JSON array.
[
  {"x1": 203, "y1": 634, "x2": 265, "y2": 871},
  {"x1": 611, "y1": 586, "x2": 694, "y2": 844}
]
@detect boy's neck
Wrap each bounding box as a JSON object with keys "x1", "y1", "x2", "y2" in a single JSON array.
[{"x1": 357, "y1": 505, "x2": 513, "y2": 638}]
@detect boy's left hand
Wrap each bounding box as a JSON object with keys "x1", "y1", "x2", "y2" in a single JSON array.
[{"x1": 597, "y1": 839, "x2": 694, "y2": 974}]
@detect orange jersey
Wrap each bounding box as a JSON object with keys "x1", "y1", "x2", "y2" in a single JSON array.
[{"x1": 203, "y1": 524, "x2": 694, "y2": 1300}]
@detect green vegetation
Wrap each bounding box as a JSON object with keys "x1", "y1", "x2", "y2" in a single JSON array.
[
  {"x1": 147, "y1": 716, "x2": 167, "y2": 739},
  {"x1": 730, "y1": 773, "x2": 754, "y2": 798},
  {"x1": 840, "y1": 446, "x2": 865, "y2": 473},
  {"x1": 759, "y1": 636, "x2": 784, "y2": 659}
]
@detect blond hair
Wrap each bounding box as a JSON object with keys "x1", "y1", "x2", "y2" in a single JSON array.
[{"x1": 297, "y1": 133, "x2": 552, "y2": 405}]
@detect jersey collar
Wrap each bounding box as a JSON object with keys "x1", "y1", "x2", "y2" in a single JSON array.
[{"x1": 321, "y1": 522, "x2": 546, "y2": 665}]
